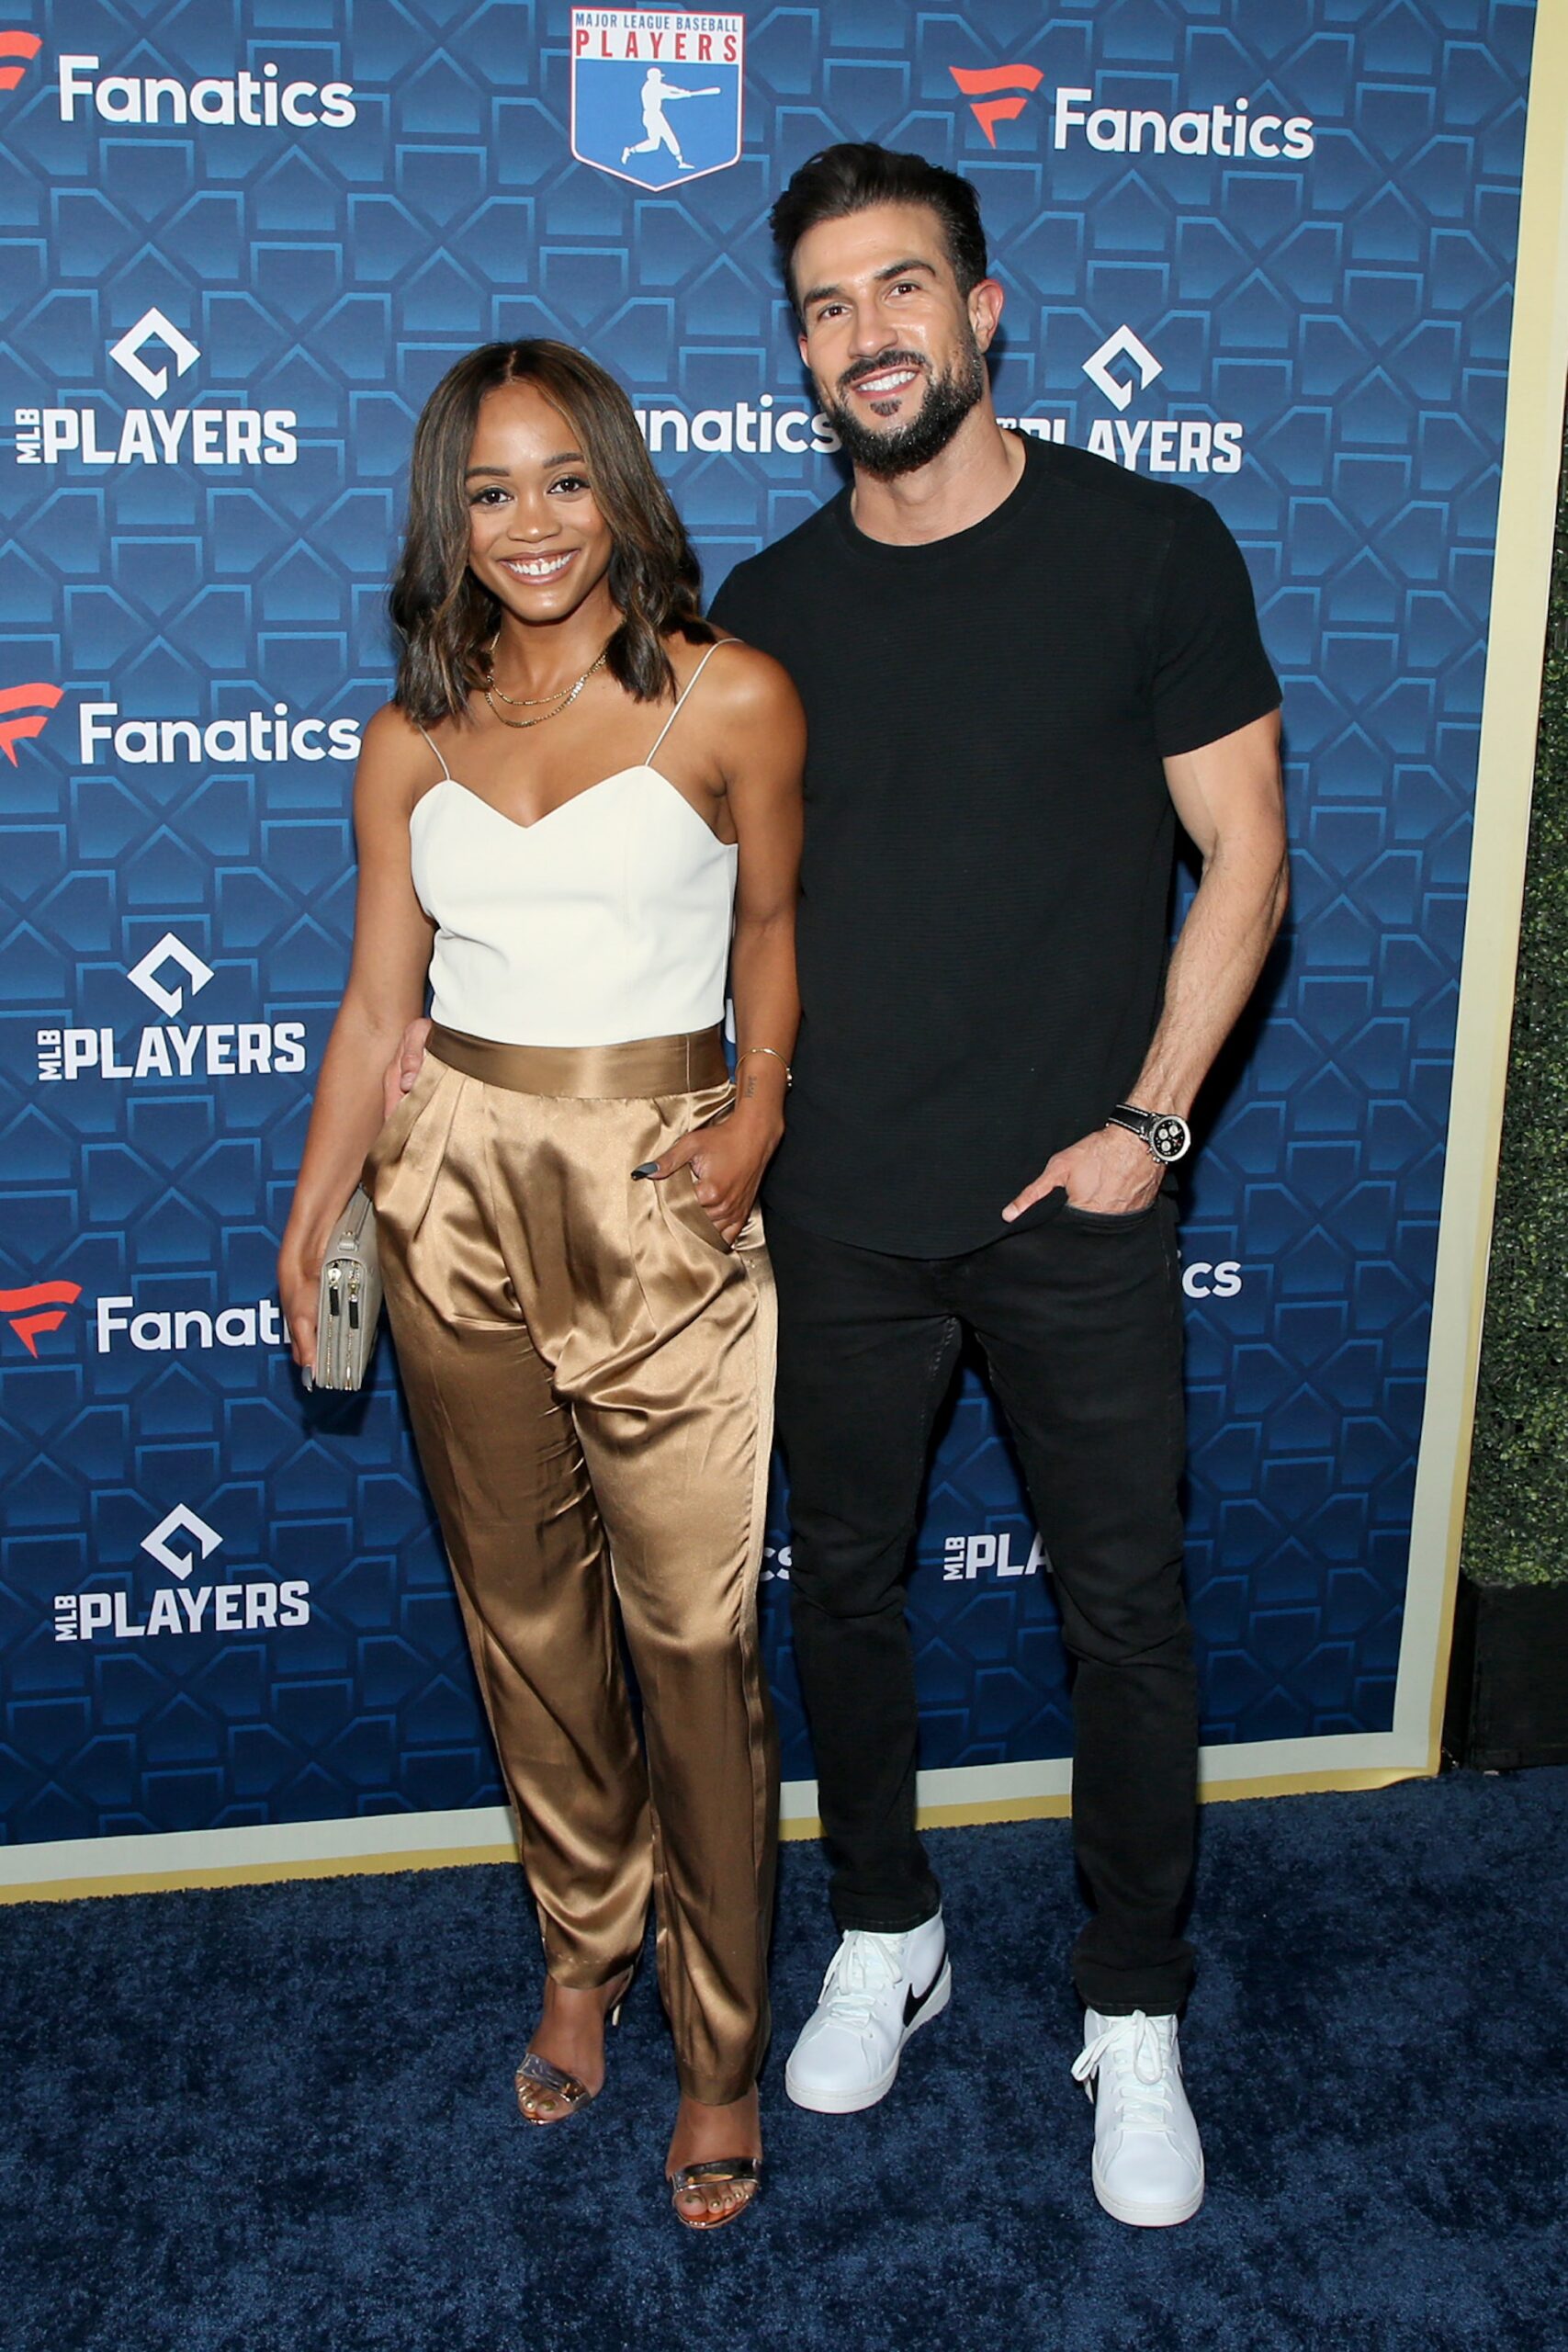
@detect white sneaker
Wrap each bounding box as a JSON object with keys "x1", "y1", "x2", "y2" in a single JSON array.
[
  {"x1": 1072, "y1": 2008, "x2": 1205, "y2": 2228},
  {"x1": 784, "y1": 1914, "x2": 950, "y2": 2115}
]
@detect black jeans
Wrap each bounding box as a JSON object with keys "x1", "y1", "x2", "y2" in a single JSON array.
[{"x1": 768, "y1": 1197, "x2": 1198, "y2": 2016}]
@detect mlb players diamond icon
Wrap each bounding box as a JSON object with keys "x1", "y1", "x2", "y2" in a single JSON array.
[
  {"x1": 141, "y1": 1505, "x2": 222, "y2": 1582},
  {"x1": 108, "y1": 308, "x2": 200, "y2": 402},
  {"x1": 571, "y1": 8, "x2": 743, "y2": 192},
  {"x1": 125, "y1": 931, "x2": 215, "y2": 1016},
  {"x1": 1083, "y1": 327, "x2": 1163, "y2": 413}
]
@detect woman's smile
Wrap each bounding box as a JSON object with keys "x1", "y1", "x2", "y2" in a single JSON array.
[{"x1": 497, "y1": 548, "x2": 578, "y2": 582}]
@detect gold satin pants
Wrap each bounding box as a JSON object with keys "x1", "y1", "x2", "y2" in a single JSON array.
[{"x1": 366, "y1": 1024, "x2": 778, "y2": 2104}]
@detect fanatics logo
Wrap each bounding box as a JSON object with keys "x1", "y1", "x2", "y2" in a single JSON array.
[
  {"x1": 1182, "y1": 1260, "x2": 1243, "y2": 1300},
  {"x1": 94, "y1": 1293, "x2": 290, "y2": 1355},
  {"x1": 1053, "y1": 86, "x2": 1314, "y2": 159},
  {"x1": 0, "y1": 30, "x2": 41, "y2": 93},
  {"x1": 948, "y1": 63, "x2": 1314, "y2": 162},
  {"x1": 949, "y1": 64, "x2": 1043, "y2": 148},
  {"x1": 77, "y1": 699, "x2": 361, "y2": 766},
  {"x1": 0, "y1": 680, "x2": 63, "y2": 763},
  {"x1": 53, "y1": 53, "x2": 356, "y2": 129},
  {"x1": 0, "y1": 1282, "x2": 298, "y2": 1358},
  {"x1": 635, "y1": 395, "x2": 838, "y2": 458},
  {"x1": 0, "y1": 1280, "x2": 83, "y2": 1357},
  {"x1": 571, "y1": 9, "x2": 743, "y2": 192}
]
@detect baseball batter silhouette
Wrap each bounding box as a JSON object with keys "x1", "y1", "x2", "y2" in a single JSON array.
[{"x1": 621, "y1": 66, "x2": 721, "y2": 171}]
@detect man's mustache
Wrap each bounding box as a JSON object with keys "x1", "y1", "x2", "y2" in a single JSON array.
[{"x1": 836, "y1": 349, "x2": 930, "y2": 395}]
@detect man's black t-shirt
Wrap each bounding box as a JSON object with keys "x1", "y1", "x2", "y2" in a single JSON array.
[{"x1": 707, "y1": 433, "x2": 1281, "y2": 1258}]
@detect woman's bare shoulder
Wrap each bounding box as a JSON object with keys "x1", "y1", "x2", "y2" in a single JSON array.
[
  {"x1": 360, "y1": 700, "x2": 441, "y2": 759},
  {"x1": 354, "y1": 703, "x2": 448, "y2": 815}
]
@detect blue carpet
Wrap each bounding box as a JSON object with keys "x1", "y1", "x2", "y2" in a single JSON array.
[{"x1": 4, "y1": 1769, "x2": 1567, "y2": 2352}]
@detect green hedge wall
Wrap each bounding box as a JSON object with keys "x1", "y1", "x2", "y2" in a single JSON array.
[{"x1": 1461, "y1": 414, "x2": 1568, "y2": 1589}]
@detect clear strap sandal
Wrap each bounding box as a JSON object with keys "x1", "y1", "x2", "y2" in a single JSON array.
[
  {"x1": 514, "y1": 2047, "x2": 596, "y2": 2124},
  {"x1": 667, "y1": 2156, "x2": 762, "y2": 2231},
  {"x1": 513, "y1": 1965, "x2": 635, "y2": 2126}
]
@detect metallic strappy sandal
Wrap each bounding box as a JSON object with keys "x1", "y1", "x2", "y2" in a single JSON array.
[
  {"x1": 513, "y1": 1966, "x2": 635, "y2": 2126},
  {"x1": 667, "y1": 2156, "x2": 762, "y2": 2231}
]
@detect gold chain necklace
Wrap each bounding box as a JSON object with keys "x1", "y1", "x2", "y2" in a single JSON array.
[
  {"x1": 483, "y1": 647, "x2": 609, "y2": 730},
  {"x1": 486, "y1": 655, "x2": 577, "y2": 708}
]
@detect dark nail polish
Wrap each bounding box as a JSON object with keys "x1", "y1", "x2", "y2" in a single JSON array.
[{"x1": 632, "y1": 1162, "x2": 659, "y2": 1178}]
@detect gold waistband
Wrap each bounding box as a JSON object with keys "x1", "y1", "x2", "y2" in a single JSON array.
[{"x1": 426, "y1": 1023, "x2": 729, "y2": 1098}]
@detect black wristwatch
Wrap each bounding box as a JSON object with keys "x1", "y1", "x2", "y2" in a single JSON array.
[{"x1": 1106, "y1": 1102, "x2": 1191, "y2": 1165}]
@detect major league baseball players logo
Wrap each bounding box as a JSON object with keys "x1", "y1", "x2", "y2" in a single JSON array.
[{"x1": 570, "y1": 8, "x2": 744, "y2": 191}]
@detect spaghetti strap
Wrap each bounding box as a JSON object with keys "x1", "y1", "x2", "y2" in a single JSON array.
[
  {"x1": 647, "y1": 640, "x2": 730, "y2": 765},
  {"x1": 418, "y1": 725, "x2": 453, "y2": 782}
]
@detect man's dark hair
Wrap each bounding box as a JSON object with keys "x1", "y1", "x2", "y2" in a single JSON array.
[{"x1": 770, "y1": 143, "x2": 988, "y2": 316}]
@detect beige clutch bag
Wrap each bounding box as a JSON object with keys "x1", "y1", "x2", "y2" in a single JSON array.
[{"x1": 310, "y1": 1186, "x2": 383, "y2": 1390}]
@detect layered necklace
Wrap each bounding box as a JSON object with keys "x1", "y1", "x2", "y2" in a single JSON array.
[{"x1": 483, "y1": 638, "x2": 610, "y2": 730}]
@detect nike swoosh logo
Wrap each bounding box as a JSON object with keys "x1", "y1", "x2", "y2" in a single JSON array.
[{"x1": 902, "y1": 1955, "x2": 945, "y2": 2029}]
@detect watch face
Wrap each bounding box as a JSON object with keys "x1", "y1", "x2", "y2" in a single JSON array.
[{"x1": 1150, "y1": 1114, "x2": 1190, "y2": 1163}]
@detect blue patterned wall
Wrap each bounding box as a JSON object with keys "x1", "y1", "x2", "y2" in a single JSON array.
[{"x1": 0, "y1": 0, "x2": 1534, "y2": 1845}]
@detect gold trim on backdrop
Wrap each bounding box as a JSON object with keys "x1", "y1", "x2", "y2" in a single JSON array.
[
  {"x1": 0, "y1": 1764, "x2": 1429, "y2": 1901},
  {"x1": 1402, "y1": 0, "x2": 1568, "y2": 1772},
  {"x1": 0, "y1": 1845, "x2": 523, "y2": 1905}
]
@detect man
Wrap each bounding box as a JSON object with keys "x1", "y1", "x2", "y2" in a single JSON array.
[
  {"x1": 388, "y1": 143, "x2": 1286, "y2": 2228},
  {"x1": 703, "y1": 143, "x2": 1286, "y2": 2230}
]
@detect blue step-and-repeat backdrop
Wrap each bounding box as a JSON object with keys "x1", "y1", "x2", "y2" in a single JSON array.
[{"x1": 0, "y1": 1, "x2": 1536, "y2": 1860}]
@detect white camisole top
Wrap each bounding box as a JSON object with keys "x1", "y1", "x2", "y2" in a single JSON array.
[{"x1": 410, "y1": 642, "x2": 738, "y2": 1048}]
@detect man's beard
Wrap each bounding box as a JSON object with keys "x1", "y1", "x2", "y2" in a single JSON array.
[{"x1": 822, "y1": 338, "x2": 988, "y2": 480}]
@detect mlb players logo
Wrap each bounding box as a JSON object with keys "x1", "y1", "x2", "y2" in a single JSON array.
[{"x1": 571, "y1": 9, "x2": 744, "y2": 192}]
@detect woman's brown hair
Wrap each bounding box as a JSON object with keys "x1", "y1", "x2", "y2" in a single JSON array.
[{"x1": 389, "y1": 339, "x2": 711, "y2": 723}]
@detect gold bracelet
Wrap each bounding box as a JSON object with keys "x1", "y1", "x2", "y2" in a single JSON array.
[{"x1": 736, "y1": 1046, "x2": 792, "y2": 1089}]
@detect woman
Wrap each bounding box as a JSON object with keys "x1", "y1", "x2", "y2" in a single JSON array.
[{"x1": 278, "y1": 340, "x2": 803, "y2": 2230}]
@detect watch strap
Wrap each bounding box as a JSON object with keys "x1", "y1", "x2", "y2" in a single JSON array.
[{"x1": 1107, "y1": 1103, "x2": 1191, "y2": 1163}]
